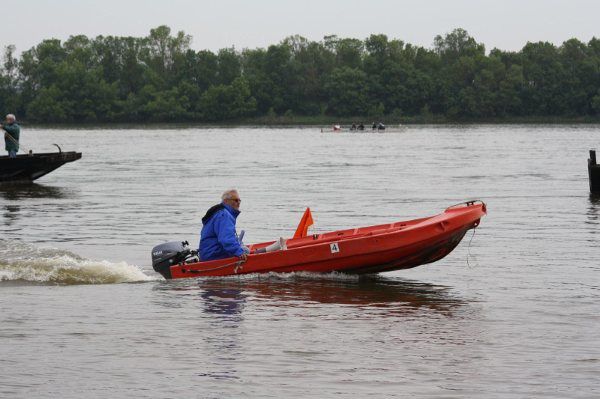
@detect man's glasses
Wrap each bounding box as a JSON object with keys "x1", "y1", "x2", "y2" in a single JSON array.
[{"x1": 230, "y1": 198, "x2": 241, "y2": 203}]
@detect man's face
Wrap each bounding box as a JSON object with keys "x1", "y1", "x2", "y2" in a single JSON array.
[
  {"x1": 224, "y1": 193, "x2": 242, "y2": 211},
  {"x1": 6, "y1": 117, "x2": 14, "y2": 124}
]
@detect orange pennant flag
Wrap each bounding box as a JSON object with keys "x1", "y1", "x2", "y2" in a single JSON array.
[{"x1": 293, "y1": 207, "x2": 314, "y2": 239}]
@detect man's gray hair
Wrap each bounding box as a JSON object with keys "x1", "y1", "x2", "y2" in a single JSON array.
[
  {"x1": 221, "y1": 189, "x2": 239, "y2": 200},
  {"x1": 5, "y1": 114, "x2": 15, "y2": 121}
]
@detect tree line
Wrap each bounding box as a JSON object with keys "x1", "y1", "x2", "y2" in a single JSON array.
[{"x1": 1, "y1": 26, "x2": 600, "y2": 123}]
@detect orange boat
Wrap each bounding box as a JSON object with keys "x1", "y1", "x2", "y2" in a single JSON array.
[{"x1": 151, "y1": 201, "x2": 486, "y2": 279}]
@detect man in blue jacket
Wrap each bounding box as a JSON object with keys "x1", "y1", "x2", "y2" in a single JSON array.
[{"x1": 199, "y1": 189, "x2": 249, "y2": 261}]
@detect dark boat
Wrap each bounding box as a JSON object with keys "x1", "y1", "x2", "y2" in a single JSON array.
[
  {"x1": 590, "y1": 149, "x2": 600, "y2": 193},
  {"x1": 0, "y1": 148, "x2": 82, "y2": 183}
]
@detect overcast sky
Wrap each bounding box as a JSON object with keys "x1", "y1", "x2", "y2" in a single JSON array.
[{"x1": 1, "y1": 0, "x2": 598, "y2": 54}]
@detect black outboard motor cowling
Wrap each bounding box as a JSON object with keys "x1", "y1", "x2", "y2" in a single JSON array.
[{"x1": 151, "y1": 241, "x2": 196, "y2": 279}]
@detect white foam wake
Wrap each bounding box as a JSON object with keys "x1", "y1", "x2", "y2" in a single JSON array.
[{"x1": 0, "y1": 240, "x2": 156, "y2": 285}]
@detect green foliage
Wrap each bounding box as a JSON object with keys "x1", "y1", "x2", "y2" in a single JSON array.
[
  {"x1": 199, "y1": 77, "x2": 256, "y2": 121},
  {"x1": 0, "y1": 45, "x2": 20, "y2": 113},
  {"x1": 325, "y1": 67, "x2": 371, "y2": 116},
  {"x1": 3, "y1": 26, "x2": 600, "y2": 123},
  {"x1": 217, "y1": 48, "x2": 241, "y2": 85},
  {"x1": 26, "y1": 85, "x2": 68, "y2": 122},
  {"x1": 434, "y1": 28, "x2": 486, "y2": 62}
]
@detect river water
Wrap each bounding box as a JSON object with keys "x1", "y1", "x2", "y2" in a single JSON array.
[{"x1": 1, "y1": 125, "x2": 599, "y2": 398}]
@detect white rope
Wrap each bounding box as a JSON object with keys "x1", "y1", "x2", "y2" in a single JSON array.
[
  {"x1": 466, "y1": 226, "x2": 477, "y2": 268},
  {"x1": 186, "y1": 259, "x2": 246, "y2": 274}
]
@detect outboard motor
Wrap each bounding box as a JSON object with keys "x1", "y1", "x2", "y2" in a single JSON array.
[{"x1": 151, "y1": 241, "x2": 197, "y2": 279}]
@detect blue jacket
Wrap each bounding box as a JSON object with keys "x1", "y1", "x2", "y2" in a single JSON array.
[{"x1": 199, "y1": 203, "x2": 245, "y2": 261}]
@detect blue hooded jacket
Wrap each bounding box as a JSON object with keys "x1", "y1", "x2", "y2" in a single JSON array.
[{"x1": 199, "y1": 203, "x2": 245, "y2": 261}]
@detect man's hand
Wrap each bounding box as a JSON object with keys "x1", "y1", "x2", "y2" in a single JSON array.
[{"x1": 238, "y1": 253, "x2": 248, "y2": 261}]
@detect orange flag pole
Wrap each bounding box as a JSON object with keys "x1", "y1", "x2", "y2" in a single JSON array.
[{"x1": 293, "y1": 207, "x2": 314, "y2": 239}]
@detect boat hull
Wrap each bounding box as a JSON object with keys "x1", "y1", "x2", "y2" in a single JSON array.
[
  {"x1": 167, "y1": 201, "x2": 486, "y2": 279},
  {"x1": 0, "y1": 151, "x2": 82, "y2": 182}
]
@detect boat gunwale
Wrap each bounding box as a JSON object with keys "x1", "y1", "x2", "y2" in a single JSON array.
[{"x1": 0, "y1": 151, "x2": 82, "y2": 160}]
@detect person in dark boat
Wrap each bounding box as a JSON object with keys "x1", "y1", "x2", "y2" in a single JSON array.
[
  {"x1": 371, "y1": 122, "x2": 377, "y2": 130},
  {"x1": 358, "y1": 123, "x2": 365, "y2": 130},
  {"x1": 1, "y1": 114, "x2": 20, "y2": 158},
  {"x1": 351, "y1": 123, "x2": 357, "y2": 131},
  {"x1": 199, "y1": 189, "x2": 250, "y2": 261}
]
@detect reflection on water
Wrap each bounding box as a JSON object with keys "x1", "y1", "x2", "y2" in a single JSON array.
[
  {"x1": 150, "y1": 274, "x2": 468, "y2": 385},
  {"x1": 1, "y1": 184, "x2": 77, "y2": 227},
  {"x1": 200, "y1": 288, "x2": 246, "y2": 317},
  {"x1": 587, "y1": 194, "x2": 600, "y2": 220},
  {"x1": 589, "y1": 193, "x2": 600, "y2": 210},
  {"x1": 154, "y1": 274, "x2": 465, "y2": 317},
  {"x1": 0, "y1": 183, "x2": 76, "y2": 200},
  {"x1": 587, "y1": 194, "x2": 600, "y2": 238},
  {"x1": 199, "y1": 286, "x2": 245, "y2": 381},
  {"x1": 3, "y1": 205, "x2": 20, "y2": 225}
]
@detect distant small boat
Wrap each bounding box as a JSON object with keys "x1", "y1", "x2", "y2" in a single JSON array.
[
  {"x1": 0, "y1": 148, "x2": 82, "y2": 183},
  {"x1": 151, "y1": 201, "x2": 486, "y2": 279},
  {"x1": 321, "y1": 125, "x2": 404, "y2": 133}
]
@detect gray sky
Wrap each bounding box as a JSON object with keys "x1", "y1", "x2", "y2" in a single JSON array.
[{"x1": 1, "y1": 0, "x2": 599, "y2": 54}]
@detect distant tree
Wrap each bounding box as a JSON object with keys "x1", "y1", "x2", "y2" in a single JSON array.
[
  {"x1": 434, "y1": 28, "x2": 485, "y2": 63},
  {"x1": 291, "y1": 39, "x2": 334, "y2": 115},
  {"x1": 142, "y1": 25, "x2": 191, "y2": 86},
  {"x1": 325, "y1": 67, "x2": 371, "y2": 116},
  {"x1": 26, "y1": 85, "x2": 68, "y2": 122},
  {"x1": 199, "y1": 77, "x2": 256, "y2": 121},
  {"x1": 520, "y1": 41, "x2": 568, "y2": 115},
  {"x1": 217, "y1": 48, "x2": 241, "y2": 85},
  {"x1": 559, "y1": 39, "x2": 594, "y2": 115},
  {"x1": 0, "y1": 45, "x2": 20, "y2": 113}
]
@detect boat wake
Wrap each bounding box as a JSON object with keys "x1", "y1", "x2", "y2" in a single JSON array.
[{"x1": 0, "y1": 240, "x2": 156, "y2": 285}]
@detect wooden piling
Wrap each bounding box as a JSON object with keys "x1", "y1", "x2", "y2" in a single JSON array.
[{"x1": 589, "y1": 150, "x2": 600, "y2": 193}]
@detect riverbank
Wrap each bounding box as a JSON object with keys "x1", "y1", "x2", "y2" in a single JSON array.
[
  {"x1": 18, "y1": 114, "x2": 600, "y2": 129},
  {"x1": 245, "y1": 114, "x2": 600, "y2": 125}
]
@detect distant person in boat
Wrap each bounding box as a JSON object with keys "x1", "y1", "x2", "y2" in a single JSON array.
[
  {"x1": 199, "y1": 189, "x2": 250, "y2": 262},
  {"x1": 371, "y1": 122, "x2": 377, "y2": 130},
  {"x1": 358, "y1": 123, "x2": 365, "y2": 131},
  {"x1": 1, "y1": 114, "x2": 20, "y2": 158}
]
